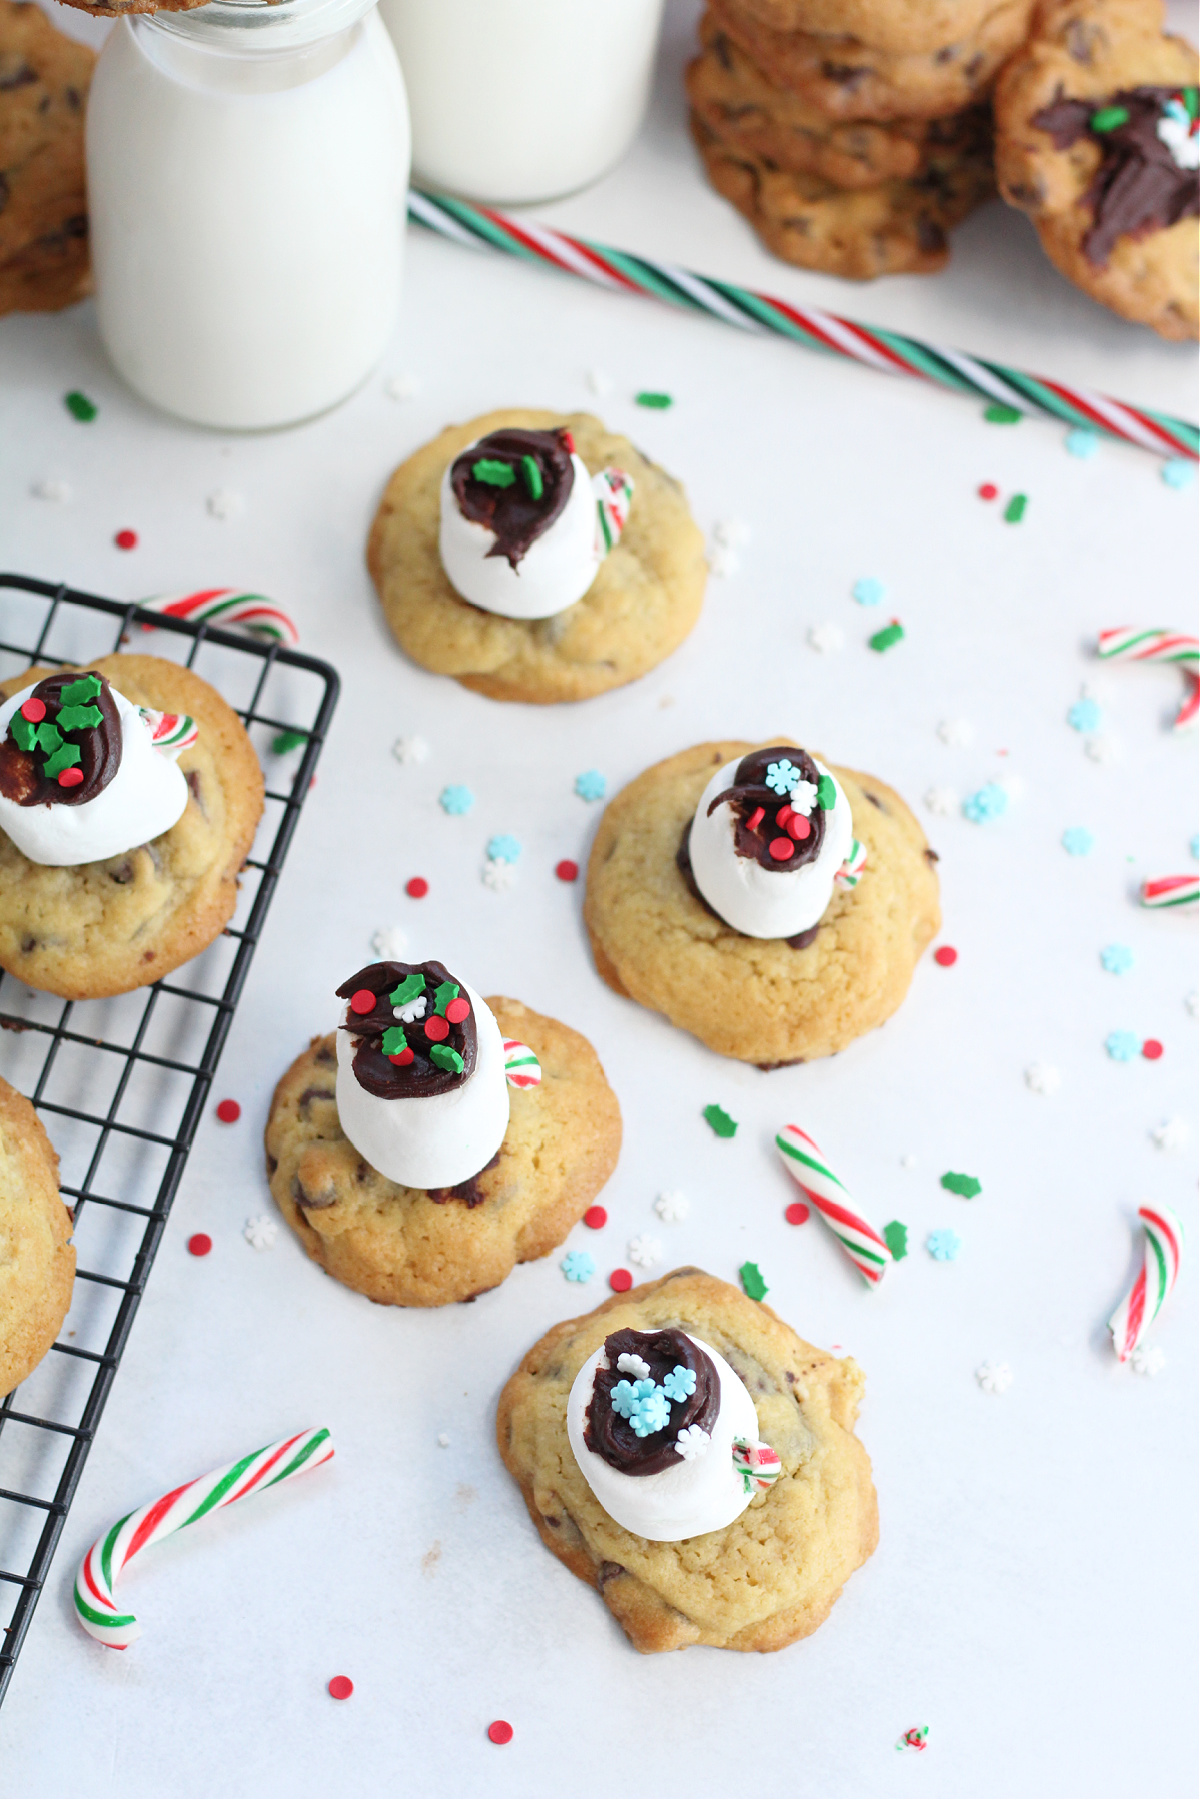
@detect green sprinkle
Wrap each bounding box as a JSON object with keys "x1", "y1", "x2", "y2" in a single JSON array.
[
  {"x1": 55, "y1": 704, "x2": 103, "y2": 734},
  {"x1": 984, "y1": 403, "x2": 1021, "y2": 424},
  {"x1": 816, "y1": 774, "x2": 837, "y2": 811},
  {"x1": 430, "y1": 1044, "x2": 465, "y2": 1075},
  {"x1": 60, "y1": 675, "x2": 101, "y2": 706},
  {"x1": 433, "y1": 981, "x2": 460, "y2": 1017},
  {"x1": 389, "y1": 972, "x2": 425, "y2": 1007},
  {"x1": 1185, "y1": 87, "x2": 1199, "y2": 123},
  {"x1": 64, "y1": 390, "x2": 97, "y2": 422},
  {"x1": 739, "y1": 1261, "x2": 768, "y2": 1302},
  {"x1": 34, "y1": 720, "x2": 63, "y2": 755},
  {"x1": 883, "y1": 1220, "x2": 909, "y2": 1262},
  {"x1": 703, "y1": 1103, "x2": 737, "y2": 1139},
  {"x1": 1004, "y1": 493, "x2": 1027, "y2": 524},
  {"x1": 869, "y1": 622, "x2": 905, "y2": 653},
  {"x1": 635, "y1": 391, "x2": 673, "y2": 409},
  {"x1": 941, "y1": 1171, "x2": 982, "y2": 1199},
  {"x1": 10, "y1": 714, "x2": 38, "y2": 754},
  {"x1": 272, "y1": 729, "x2": 307, "y2": 754},
  {"x1": 472, "y1": 458, "x2": 515, "y2": 487},
  {"x1": 520, "y1": 454, "x2": 543, "y2": 501},
  {"x1": 42, "y1": 742, "x2": 81, "y2": 779},
  {"x1": 381, "y1": 1025, "x2": 408, "y2": 1057},
  {"x1": 1090, "y1": 105, "x2": 1129, "y2": 132}
]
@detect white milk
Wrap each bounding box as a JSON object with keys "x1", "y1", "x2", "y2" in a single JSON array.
[
  {"x1": 86, "y1": 0, "x2": 410, "y2": 430},
  {"x1": 380, "y1": 0, "x2": 663, "y2": 203}
]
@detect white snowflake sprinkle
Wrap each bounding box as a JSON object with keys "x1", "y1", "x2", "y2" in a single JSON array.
[
  {"x1": 627, "y1": 1233, "x2": 663, "y2": 1269},
  {"x1": 1187, "y1": 992, "x2": 1199, "y2": 1018},
  {"x1": 586, "y1": 367, "x2": 613, "y2": 396},
  {"x1": 617, "y1": 1352, "x2": 652, "y2": 1380},
  {"x1": 709, "y1": 544, "x2": 739, "y2": 577},
  {"x1": 437, "y1": 1432, "x2": 450, "y2": 1447},
  {"x1": 482, "y1": 856, "x2": 516, "y2": 891},
  {"x1": 371, "y1": 924, "x2": 408, "y2": 960},
  {"x1": 206, "y1": 488, "x2": 245, "y2": 520},
  {"x1": 654, "y1": 1190, "x2": 690, "y2": 1223},
  {"x1": 1130, "y1": 1345, "x2": 1166, "y2": 1377},
  {"x1": 924, "y1": 786, "x2": 958, "y2": 817},
  {"x1": 937, "y1": 718, "x2": 973, "y2": 747},
  {"x1": 712, "y1": 518, "x2": 750, "y2": 547},
  {"x1": 385, "y1": 372, "x2": 420, "y2": 400},
  {"x1": 393, "y1": 994, "x2": 426, "y2": 1023},
  {"x1": 673, "y1": 1424, "x2": 712, "y2": 1461},
  {"x1": 243, "y1": 1215, "x2": 278, "y2": 1250},
  {"x1": 807, "y1": 622, "x2": 844, "y2": 653},
  {"x1": 1025, "y1": 1063, "x2": 1061, "y2": 1096},
  {"x1": 1079, "y1": 676, "x2": 1113, "y2": 703},
  {"x1": 1085, "y1": 735, "x2": 1122, "y2": 764},
  {"x1": 976, "y1": 1361, "x2": 1013, "y2": 1394},
  {"x1": 1151, "y1": 1117, "x2": 1188, "y2": 1151},
  {"x1": 392, "y1": 735, "x2": 430, "y2": 765},
  {"x1": 900, "y1": 1153, "x2": 917, "y2": 1170},
  {"x1": 31, "y1": 477, "x2": 71, "y2": 503}
]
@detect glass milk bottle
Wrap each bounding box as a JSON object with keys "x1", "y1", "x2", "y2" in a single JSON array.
[
  {"x1": 380, "y1": 0, "x2": 663, "y2": 204},
  {"x1": 86, "y1": 0, "x2": 410, "y2": 430}
]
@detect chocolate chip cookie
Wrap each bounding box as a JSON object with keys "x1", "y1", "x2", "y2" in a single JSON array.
[
  {"x1": 0, "y1": 1075, "x2": 74, "y2": 1397},
  {"x1": 729, "y1": 0, "x2": 1025, "y2": 54},
  {"x1": 0, "y1": 0, "x2": 94, "y2": 315},
  {"x1": 496, "y1": 1267, "x2": 879, "y2": 1653},
  {"x1": 265, "y1": 998, "x2": 621, "y2": 1307}
]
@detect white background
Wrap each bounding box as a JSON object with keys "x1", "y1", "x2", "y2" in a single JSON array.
[{"x1": 1, "y1": 3, "x2": 1197, "y2": 1795}]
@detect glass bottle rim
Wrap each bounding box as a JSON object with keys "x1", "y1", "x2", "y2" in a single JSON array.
[{"x1": 148, "y1": 0, "x2": 379, "y2": 52}]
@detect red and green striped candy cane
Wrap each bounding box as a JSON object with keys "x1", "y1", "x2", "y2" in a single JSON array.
[
  {"x1": 1097, "y1": 628, "x2": 1199, "y2": 731},
  {"x1": 1108, "y1": 1205, "x2": 1183, "y2": 1363},
  {"x1": 775, "y1": 1124, "x2": 892, "y2": 1286},
  {"x1": 142, "y1": 589, "x2": 299, "y2": 647},
  {"x1": 503, "y1": 1039, "x2": 542, "y2": 1089},
  {"x1": 1140, "y1": 874, "x2": 1198, "y2": 908},
  {"x1": 138, "y1": 706, "x2": 198, "y2": 755},
  {"x1": 73, "y1": 1426, "x2": 333, "y2": 1649},
  {"x1": 834, "y1": 838, "x2": 867, "y2": 891},
  {"x1": 593, "y1": 467, "x2": 634, "y2": 556}
]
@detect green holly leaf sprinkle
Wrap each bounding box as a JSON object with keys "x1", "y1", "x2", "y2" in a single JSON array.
[
  {"x1": 869, "y1": 622, "x2": 905, "y2": 653},
  {"x1": 433, "y1": 981, "x2": 460, "y2": 1017},
  {"x1": 34, "y1": 721, "x2": 63, "y2": 755},
  {"x1": 60, "y1": 676, "x2": 102, "y2": 706},
  {"x1": 984, "y1": 403, "x2": 1021, "y2": 424},
  {"x1": 430, "y1": 1044, "x2": 465, "y2": 1075},
  {"x1": 816, "y1": 774, "x2": 837, "y2": 810},
  {"x1": 703, "y1": 1103, "x2": 737, "y2": 1138},
  {"x1": 739, "y1": 1260, "x2": 768, "y2": 1302},
  {"x1": 381, "y1": 1025, "x2": 408, "y2": 1056},
  {"x1": 42, "y1": 742, "x2": 81, "y2": 779},
  {"x1": 472, "y1": 458, "x2": 515, "y2": 487},
  {"x1": 941, "y1": 1171, "x2": 982, "y2": 1199},
  {"x1": 389, "y1": 972, "x2": 425, "y2": 1007},
  {"x1": 883, "y1": 1220, "x2": 908, "y2": 1262},
  {"x1": 1185, "y1": 87, "x2": 1199, "y2": 123},
  {"x1": 272, "y1": 729, "x2": 308, "y2": 754},
  {"x1": 55, "y1": 704, "x2": 103, "y2": 733},
  {"x1": 1090, "y1": 105, "x2": 1129, "y2": 132},
  {"x1": 1004, "y1": 493, "x2": 1027, "y2": 524},
  {"x1": 520, "y1": 455, "x2": 543, "y2": 501},
  {"x1": 10, "y1": 714, "x2": 38, "y2": 754},
  {"x1": 64, "y1": 390, "x2": 97, "y2": 422},
  {"x1": 635, "y1": 391, "x2": 673, "y2": 409}
]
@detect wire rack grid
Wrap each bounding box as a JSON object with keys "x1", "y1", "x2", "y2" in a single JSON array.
[{"x1": 0, "y1": 573, "x2": 339, "y2": 1706}]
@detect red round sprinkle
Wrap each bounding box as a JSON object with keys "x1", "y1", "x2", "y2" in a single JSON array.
[
  {"x1": 487, "y1": 1720, "x2": 513, "y2": 1746},
  {"x1": 349, "y1": 988, "x2": 376, "y2": 1015},
  {"x1": 609, "y1": 1268, "x2": 632, "y2": 1293},
  {"x1": 561, "y1": 430, "x2": 575, "y2": 453},
  {"x1": 215, "y1": 1098, "x2": 241, "y2": 1123},
  {"x1": 1142, "y1": 1038, "x2": 1163, "y2": 1060},
  {"x1": 424, "y1": 1015, "x2": 449, "y2": 1041},
  {"x1": 114, "y1": 529, "x2": 138, "y2": 550},
  {"x1": 787, "y1": 813, "x2": 810, "y2": 840},
  {"x1": 583, "y1": 1205, "x2": 608, "y2": 1229},
  {"x1": 444, "y1": 997, "x2": 470, "y2": 1024},
  {"x1": 57, "y1": 767, "x2": 84, "y2": 787},
  {"x1": 746, "y1": 806, "x2": 765, "y2": 832},
  {"x1": 556, "y1": 859, "x2": 579, "y2": 882},
  {"x1": 187, "y1": 1233, "x2": 212, "y2": 1257},
  {"x1": 978, "y1": 483, "x2": 998, "y2": 501},
  {"x1": 785, "y1": 1201, "x2": 810, "y2": 1225},
  {"x1": 768, "y1": 837, "x2": 794, "y2": 861},
  {"x1": 388, "y1": 1046, "x2": 415, "y2": 1066},
  {"x1": 327, "y1": 1676, "x2": 354, "y2": 1701},
  {"x1": 19, "y1": 698, "x2": 46, "y2": 723},
  {"x1": 933, "y1": 945, "x2": 958, "y2": 967},
  {"x1": 776, "y1": 804, "x2": 793, "y2": 826},
  {"x1": 405, "y1": 876, "x2": 428, "y2": 899}
]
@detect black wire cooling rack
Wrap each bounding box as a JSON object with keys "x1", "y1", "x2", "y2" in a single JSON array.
[{"x1": 0, "y1": 574, "x2": 339, "y2": 1706}]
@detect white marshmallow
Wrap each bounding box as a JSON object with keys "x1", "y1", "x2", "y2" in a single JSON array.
[{"x1": 438, "y1": 451, "x2": 599, "y2": 619}]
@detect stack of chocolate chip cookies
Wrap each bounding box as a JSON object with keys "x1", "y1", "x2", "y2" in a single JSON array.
[{"x1": 687, "y1": 0, "x2": 1034, "y2": 276}]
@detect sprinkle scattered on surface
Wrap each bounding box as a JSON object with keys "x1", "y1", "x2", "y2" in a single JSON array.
[
  {"x1": 385, "y1": 372, "x2": 419, "y2": 400},
  {"x1": 243, "y1": 1215, "x2": 278, "y2": 1250},
  {"x1": 437, "y1": 1433, "x2": 450, "y2": 1447},
  {"x1": 933, "y1": 945, "x2": 958, "y2": 967},
  {"x1": 327, "y1": 1677, "x2": 354, "y2": 1701},
  {"x1": 583, "y1": 1205, "x2": 608, "y2": 1229},
  {"x1": 896, "y1": 1726, "x2": 929, "y2": 1753},
  {"x1": 487, "y1": 1721, "x2": 514, "y2": 1746},
  {"x1": 206, "y1": 488, "x2": 245, "y2": 520},
  {"x1": 1142, "y1": 1038, "x2": 1163, "y2": 1060},
  {"x1": 1061, "y1": 827, "x2": 1094, "y2": 856},
  {"x1": 941, "y1": 1171, "x2": 982, "y2": 1198},
  {"x1": 1161, "y1": 458, "x2": 1195, "y2": 489},
  {"x1": 1130, "y1": 1345, "x2": 1166, "y2": 1376},
  {"x1": 187, "y1": 1233, "x2": 212, "y2": 1257},
  {"x1": 1068, "y1": 698, "x2": 1102, "y2": 732},
  {"x1": 574, "y1": 770, "x2": 606, "y2": 801},
  {"x1": 560, "y1": 1250, "x2": 595, "y2": 1283},
  {"x1": 1084, "y1": 734, "x2": 1121, "y2": 763},
  {"x1": 976, "y1": 1361, "x2": 1013, "y2": 1394},
  {"x1": 405, "y1": 877, "x2": 429, "y2": 899},
  {"x1": 392, "y1": 735, "x2": 430, "y2": 764},
  {"x1": 1066, "y1": 428, "x2": 1099, "y2": 459},
  {"x1": 868, "y1": 621, "x2": 904, "y2": 653},
  {"x1": 439, "y1": 784, "x2": 474, "y2": 815},
  {"x1": 1025, "y1": 1063, "x2": 1061, "y2": 1095},
  {"x1": 963, "y1": 783, "x2": 1007, "y2": 823},
  {"x1": 114, "y1": 530, "x2": 138, "y2": 551},
  {"x1": 555, "y1": 859, "x2": 579, "y2": 882},
  {"x1": 937, "y1": 718, "x2": 973, "y2": 747},
  {"x1": 586, "y1": 368, "x2": 613, "y2": 396},
  {"x1": 272, "y1": 730, "x2": 307, "y2": 754},
  {"x1": 487, "y1": 834, "x2": 521, "y2": 863},
  {"x1": 1151, "y1": 1117, "x2": 1187, "y2": 1150},
  {"x1": 627, "y1": 1234, "x2": 663, "y2": 1269},
  {"x1": 807, "y1": 622, "x2": 844, "y2": 653},
  {"x1": 977, "y1": 482, "x2": 998, "y2": 500},
  {"x1": 1004, "y1": 494, "x2": 1028, "y2": 524},
  {"x1": 926, "y1": 1228, "x2": 962, "y2": 1261},
  {"x1": 984, "y1": 403, "x2": 1021, "y2": 424},
  {"x1": 784, "y1": 1200, "x2": 810, "y2": 1225},
  {"x1": 31, "y1": 477, "x2": 71, "y2": 502},
  {"x1": 654, "y1": 1190, "x2": 689, "y2": 1223},
  {"x1": 925, "y1": 785, "x2": 958, "y2": 816},
  {"x1": 482, "y1": 857, "x2": 516, "y2": 891},
  {"x1": 1105, "y1": 1030, "x2": 1140, "y2": 1061},
  {"x1": 64, "y1": 390, "x2": 97, "y2": 422},
  {"x1": 852, "y1": 577, "x2": 884, "y2": 606},
  {"x1": 900, "y1": 1153, "x2": 918, "y2": 1170},
  {"x1": 883, "y1": 1220, "x2": 908, "y2": 1261},
  {"x1": 1102, "y1": 943, "x2": 1134, "y2": 974},
  {"x1": 371, "y1": 925, "x2": 408, "y2": 959},
  {"x1": 609, "y1": 1268, "x2": 633, "y2": 1293},
  {"x1": 635, "y1": 391, "x2": 672, "y2": 409},
  {"x1": 703, "y1": 1103, "x2": 737, "y2": 1138},
  {"x1": 739, "y1": 1261, "x2": 768, "y2": 1302},
  {"x1": 215, "y1": 1098, "x2": 241, "y2": 1124}
]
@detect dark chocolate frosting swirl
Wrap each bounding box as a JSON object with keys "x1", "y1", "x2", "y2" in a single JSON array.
[
  {"x1": 705, "y1": 744, "x2": 827, "y2": 873},
  {"x1": 0, "y1": 671, "x2": 121, "y2": 808},
  {"x1": 449, "y1": 427, "x2": 576, "y2": 569},
  {"x1": 1033, "y1": 85, "x2": 1200, "y2": 267},
  {"x1": 585, "y1": 1328, "x2": 720, "y2": 1477},
  {"x1": 336, "y1": 959, "x2": 476, "y2": 1100}
]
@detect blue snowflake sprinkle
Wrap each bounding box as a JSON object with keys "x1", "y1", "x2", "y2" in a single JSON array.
[
  {"x1": 1161, "y1": 458, "x2": 1195, "y2": 491},
  {"x1": 1062, "y1": 827, "x2": 1094, "y2": 856},
  {"x1": 1190, "y1": 833, "x2": 1199, "y2": 861},
  {"x1": 1101, "y1": 943, "x2": 1134, "y2": 975},
  {"x1": 486, "y1": 833, "x2": 521, "y2": 863},
  {"x1": 662, "y1": 1365, "x2": 696, "y2": 1404},
  {"x1": 560, "y1": 1250, "x2": 595, "y2": 1283},
  {"x1": 765, "y1": 758, "x2": 801, "y2": 796},
  {"x1": 574, "y1": 770, "x2": 607, "y2": 802},
  {"x1": 610, "y1": 1377, "x2": 653, "y2": 1418},
  {"x1": 439, "y1": 784, "x2": 474, "y2": 816},
  {"x1": 852, "y1": 577, "x2": 885, "y2": 606},
  {"x1": 1065, "y1": 428, "x2": 1099, "y2": 460},
  {"x1": 926, "y1": 1229, "x2": 962, "y2": 1262},
  {"x1": 631, "y1": 1388, "x2": 671, "y2": 1437},
  {"x1": 1105, "y1": 1030, "x2": 1140, "y2": 1062},
  {"x1": 1068, "y1": 698, "x2": 1102, "y2": 733},
  {"x1": 962, "y1": 783, "x2": 1008, "y2": 823}
]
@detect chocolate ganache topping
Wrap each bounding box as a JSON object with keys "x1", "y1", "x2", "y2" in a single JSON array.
[
  {"x1": 1033, "y1": 85, "x2": 1200, "y2": 267},
  {"x1": 449, "y1": 427, "x2": 576, "y2": 570},
  {"x1": 337, "y1": 960, "x2": 477, "y2": 1100},
  {"x1": 0, "y1": 672, "x2": 121, "y2": 808},
  {"x1": 706, "y1": 745, "x2": 829, "y2": 873},
  {"x1": 585, "y1": 1328, "x2": 720, "y2": 1477}
]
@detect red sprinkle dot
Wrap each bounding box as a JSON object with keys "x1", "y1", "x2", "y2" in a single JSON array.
[
  {"x1": 768, "y1": 837, "x2": 794, "y2": 861},
  {"x1": 487, "y1": 1720, "x2": 513, "y2": 1746},
  {"x1": 933, "y1": 945, "x2": 958, "y2": 967},
  {"x1": 114, "y1": 529, "x2": 138, "y2": 550},
  {"x1": 215, "y1": 1098, "x2": 241, "y2": 1123},
  {"x1": 978, "y1": 483, "x2": 998, "y2": 501},
  {"x1": 19, "y1": 698, "x2": 46, "y2": 723},
  {"x1": 583, "y1": 1205, "x2": 608, "y2": 1229},
  {"x1": 424, "y1": 1015, "x2": 449, "y2": 1041},
  {"x1": 1142, "y1": 1038, "x2": 1163, "y2": 1060},
  {"x1": 405, "y1": 876, "x2": 429, "y2": 899},
  {"x1": 746, "y1": 806, "x2": 765, "y2": 832},
  {"x1": 561, "y1": 430, "x2": 575, "y2": 453},
  {"x1": 388, "y1": 1046, "x2": 415, "y2": 1066},
  {"x1": 349, "y1": 988, "x2": 376, "y2": 1015},
  {"x1": 787, "y1": 813, "x2": 810, "y2": 841},
  {"x1": 57, "y1": 767, "x2": 84, "y2": 788},
  {"x1": 785, "y1": 1201, "x2": 810, "y2": 1226},
  {"x1": 556, "y1": 859, "x2": 579, "y2": 882},
  {"x1": 444, "y1": 997, "x2": 470, "y2": 1024},
  {"x1": 327, "y1": 1676, "x2": 354, "y2": 1701},
  {"x1": 776, "y1": 804, "x2": 793, "y2": 826},
  {"x1": 609, "y1": 1268, "x2": 633, "y2": 1293},
  {"x1": 187, "y1": 1234, "x2": 212, "y2": 1257}
]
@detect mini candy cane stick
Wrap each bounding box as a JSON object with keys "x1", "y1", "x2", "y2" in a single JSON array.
[
  {"x1": 732, "y1": 1438, "x2": 782, "y2": 1494},
  {"x1": 142, "y1": 589, "x2": 299, "y2": 647},
  {"x1": 775, "y1": 1125, "x2": 892, "y2": 1286},
  {"x1": 1097, "y1": 628, "x2": 1199, "y2": 731},
  {"x1": 593, "y1": 467, "x2": 634, "y2": 557},
  {"x1": 138, "y1": 707, "x2": 198, "y2": 756},
  {"x1": 1108, "y1": 1205, "x2": 1184, "y2": 1363},
  {"x1": 834, "y1": 838, "x2": 867, "y2": 891},
  {"x1": 503, "y1": 1039, "x2": 542, "y2": 1089},
  {"x1": 73, "y1": 1427, "x2": 333, "y2": 1649},
  {"x1": 1141, "y1": 874, "x2": 1199, "y2": 908}
]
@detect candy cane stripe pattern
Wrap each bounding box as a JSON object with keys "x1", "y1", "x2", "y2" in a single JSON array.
[
  {"x1": 834, "y1": 838, "x2": 867, "y2": 891},
  {"x1": 1108, "y1": 1205, "x2": 1184, "y2": 1362},
  {"x1": 503, "y1": 1039, "x2": 542, "y2": 1089},
  {"x1": 593, "y1": 466, "x2": 634, "y2": 557},
  {"x1": 73, "y1": 1427, "x2": 333, "y2": 1649},
  {"x1": 732, "y1": 1438, "x2": 783, "y2": 1494},
  {"x1": 142, "y1": 589, "x2": 299, "y2": 647},
  {"x1": 775, "y1": 1125, "x2": 892, "y2": 1286},
  {"x1": 1141, "y1": 875, "x2": 1199, "y2": 908},
  {"x1": 1097, "y1": 628, "x2": 1200, "y2": 732},
  {"x1": 138, "y1": 707, "x2": 198, "y2": 755}
]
